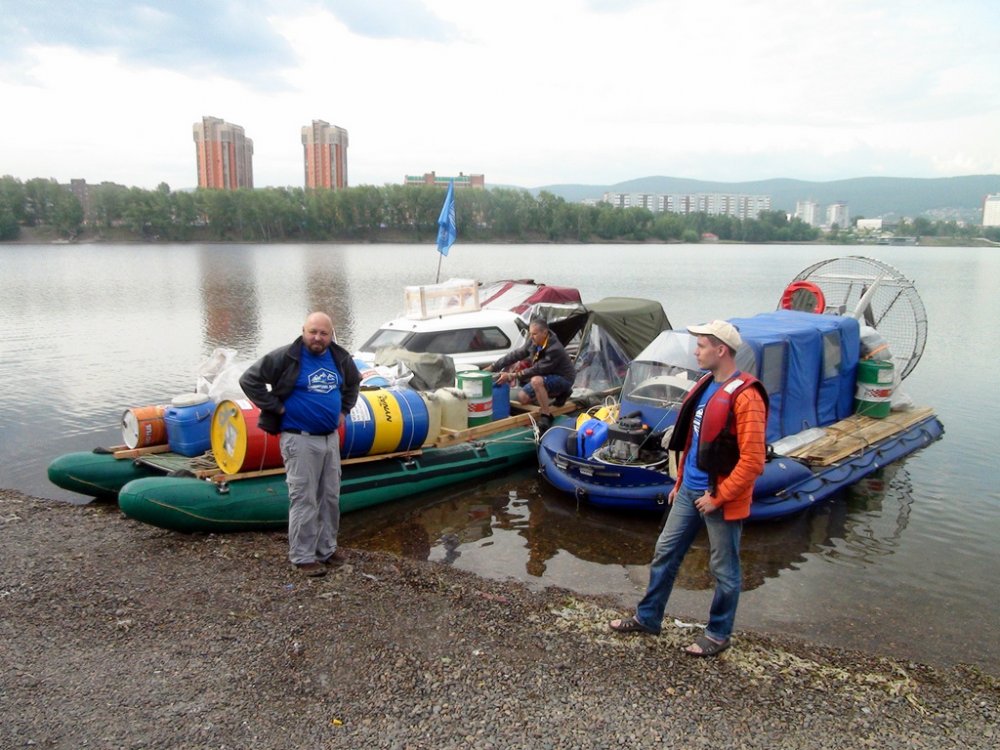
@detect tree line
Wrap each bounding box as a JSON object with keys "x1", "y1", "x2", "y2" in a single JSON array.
[{"x1": 2, "y1": 175, "x2": 997, "y2": 244}]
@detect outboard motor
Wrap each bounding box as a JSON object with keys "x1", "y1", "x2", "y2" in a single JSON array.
[{"x1": 605, "y1": 413, "x2": 649, "y2": 462}]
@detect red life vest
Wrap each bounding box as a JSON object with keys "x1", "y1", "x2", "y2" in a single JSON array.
[{"x1": 668, "y1": 371, "x2": 769, "y2": 482}]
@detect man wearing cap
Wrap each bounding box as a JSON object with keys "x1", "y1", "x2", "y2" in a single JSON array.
[
  {"x1": 609, "y1": 320, "x2": 768, "y2": 656},
  {"x1": 240, "y1": 312, "x2": 361, "y2": 577}
]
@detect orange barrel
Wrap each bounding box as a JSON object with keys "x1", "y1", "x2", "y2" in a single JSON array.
[
  {"x1": 121, "y1": 404, "x2": 168, "y2": 449},
  {"x1": 211, "y1": 399, "x2": 284, "y2": 475}
]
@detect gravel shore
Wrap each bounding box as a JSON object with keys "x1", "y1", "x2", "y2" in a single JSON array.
[{"x1": 2, "y1": 489, "x2": 996, "y2": 749}]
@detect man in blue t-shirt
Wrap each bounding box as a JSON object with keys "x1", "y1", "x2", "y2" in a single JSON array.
[{"x1": 240, "y1": 312, "x2": 361, "y2": 577}]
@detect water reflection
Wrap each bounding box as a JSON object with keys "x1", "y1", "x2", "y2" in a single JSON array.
[
  {"x1": 198, "y1": 245, "x2": 261, "y2": 353},
  {"x1": 342, "y1": 464, "x2": 914, "y2": 594},
  {"x1": 302, "y1": 246, "x2": 355, "y2": 348}
]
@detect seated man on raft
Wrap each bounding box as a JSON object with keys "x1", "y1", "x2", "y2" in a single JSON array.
[{"x1": 485, "y1": 317, "x2": 575, "y2": 432}]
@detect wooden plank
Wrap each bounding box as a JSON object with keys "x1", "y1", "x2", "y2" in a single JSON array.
[
  {"x1": 112, "y1": 444, "x2": 172, "y2": 460},
  {"x1": 785, "y1": 406, "x2": 936, "y2": 466},
  {"x1": 208, "y1": 448, "x2": 424, "y2": 483},
  {"x1": 210, "y1": 466, "x2": 286, "y2": 483},
  {"x1": 432, "y1": 402, "x2": 577, "y2": 447}
]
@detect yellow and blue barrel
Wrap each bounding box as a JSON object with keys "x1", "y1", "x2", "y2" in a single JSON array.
[
  {"x1": 854, "y1": 359, "x2": 894, "y2": 418},
  {"x1": 339, "y1": 387, "x2": 429, "y2": 458}
]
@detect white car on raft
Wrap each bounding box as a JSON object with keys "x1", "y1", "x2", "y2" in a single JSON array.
[{"x1": 354, "y1": 279, "x2": 582, "y2": 371}]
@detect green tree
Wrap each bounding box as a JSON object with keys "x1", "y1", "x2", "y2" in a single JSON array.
[
  {"x1": 0, "y1": 204, "x2": 19, "y2": 240},
  {"x1": 90, "y1": 183, "x2": 130, "y2": 229},
  {"x1": 0, "y1": 175, "x2": 26, "y2": 227},
  {"x1": 51, "y1": 190, "x2": 83, "y2": 237},
  {"x1": 23, "y1": 178, "x2": 65, "y2": 226}
]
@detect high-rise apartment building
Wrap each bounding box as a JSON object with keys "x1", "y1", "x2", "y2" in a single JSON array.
[
  {"x1": 826, "y1": 202, "x2": 849, "y2": 229},
  {"x1": 193, "y1": 116, "x2": 254, "y2": 190},
  {"x1": 983, "y1": 194, "x2": 1000, "y2": 227},
  {"x1": 302, "y1": 120, "x2": 349, "y2": 189},
  {"x1": 795, "y1": 200, "x2": 819, "y2": 227}
]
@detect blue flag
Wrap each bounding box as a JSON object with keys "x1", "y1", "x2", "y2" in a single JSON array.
[{"x1": 436, "y1": 180, "x2": 457, "y2": 256}]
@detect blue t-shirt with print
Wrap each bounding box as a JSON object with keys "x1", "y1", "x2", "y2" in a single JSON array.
[
  {"x1": 681, "y1": 379, "x2": 722, "y2": 492},
  {"x1": 280, "y1": 346, "x2": 343, "y2": 433}
]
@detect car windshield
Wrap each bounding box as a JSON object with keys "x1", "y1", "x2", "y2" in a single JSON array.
[
  {"x1": 406, "y1": 327, "x2": 512, "y2": 355},
  {"x1": 360, "y1": 326, "x2": 513, "y2": 356},
  {"x1": 360, "y1": 329, "x2": 411, "y2": 351}
]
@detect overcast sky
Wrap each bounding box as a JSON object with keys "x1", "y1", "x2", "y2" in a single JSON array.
[{"x1": 2, "y1": 0, "x2": 999, "y2": 190}]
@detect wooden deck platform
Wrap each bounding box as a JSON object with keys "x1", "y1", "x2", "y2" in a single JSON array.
[{"x1": 783, "y1": 406, "x2": 937, "y2": 466}]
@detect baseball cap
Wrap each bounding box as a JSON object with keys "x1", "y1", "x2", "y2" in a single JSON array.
[{"x1": 687, "y1": 320, "x2": 742, "y2": 351}]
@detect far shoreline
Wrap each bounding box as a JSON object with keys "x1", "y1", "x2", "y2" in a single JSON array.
[{"x1": 4, "y1": 226, "x2": 998, "y2": 248}]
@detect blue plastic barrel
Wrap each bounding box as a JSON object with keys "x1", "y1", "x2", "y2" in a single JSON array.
[
  {"x1": 492, "y1": 380, "x2": 511, "y2": 420},
  {"x1": 164, "y1": 394, "x2": 214, "y2": 457}
]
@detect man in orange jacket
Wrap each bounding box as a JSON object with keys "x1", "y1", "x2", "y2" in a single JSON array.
[{"x1": 609, "y1": 320, "x2": 768, "y2": 656}]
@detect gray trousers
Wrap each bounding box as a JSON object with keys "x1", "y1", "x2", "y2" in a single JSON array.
[{"x1": 280, "y1": 432, "x2": 342, "y2": 565}]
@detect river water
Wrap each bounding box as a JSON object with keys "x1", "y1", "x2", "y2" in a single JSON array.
[{"x1": 1, "y1": 242, "x2": 997, "y2": 674}]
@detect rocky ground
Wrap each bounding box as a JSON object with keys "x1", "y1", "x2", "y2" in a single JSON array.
[{"x1": 1, "y1": 488, "x2": 996, "y2": 749}]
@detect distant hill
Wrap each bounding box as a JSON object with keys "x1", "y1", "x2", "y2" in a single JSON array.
[{"x1": 525, "y1": 175, "x2": 1000, "y2": 221}]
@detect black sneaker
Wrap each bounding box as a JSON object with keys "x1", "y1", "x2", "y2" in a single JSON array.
[{"x1": 537, "y1": 414, "x2": 553, "y2": 433}]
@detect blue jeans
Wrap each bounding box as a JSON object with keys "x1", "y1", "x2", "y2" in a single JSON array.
[{"x1": 634, "y1": 483, "x2": 743, "y2": 641}]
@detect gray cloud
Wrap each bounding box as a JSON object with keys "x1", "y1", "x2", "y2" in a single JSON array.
[
  {"x1": 0, "y1": 0, "x2": 456, "y2": 81},
  {"x1": 321, "y1": 0, "x2": 456, "y2": 41},
  {"x1": 0, "y1": 1, "x2": 297, "y2": 88}
]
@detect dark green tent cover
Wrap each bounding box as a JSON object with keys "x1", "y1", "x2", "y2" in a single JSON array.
[{"x1": 549, "y1": 297, "x2": 671, "y2": 361}]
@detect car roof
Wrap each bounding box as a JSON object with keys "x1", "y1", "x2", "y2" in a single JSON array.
[{"x1": 375, "y1": 309, "x2": 525, "y2": 333}]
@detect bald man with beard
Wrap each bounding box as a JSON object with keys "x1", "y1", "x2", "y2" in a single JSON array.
[{"x1": 241, "y1": 312, "x2": 361, "y2": 577}]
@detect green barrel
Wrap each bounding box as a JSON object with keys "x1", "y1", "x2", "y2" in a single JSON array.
[
  {"x1": 456, "y1": 370, "x2": 493, "y2": 426},
  {"x1": 854, "y1": 359, "x2": 894, "y2": 418}
]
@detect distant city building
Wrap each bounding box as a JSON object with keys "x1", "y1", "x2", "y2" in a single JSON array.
[
  {"x1": 404, "y1": 172, "x2": 485, "y2": 189},
  {"x1": 795, "y1": 200, "x2": 819, "y2": 227},
  {"x1": 602, "y1": 192, "x2": 771, "y2": 219},
  {"x1": 826, "y1": 202, "x2": 849, "y2": 229},
  {"x1": 63, "y1": 178, "x2": 128, "y2": 225},
  {"x1": 983, "y1": 193, "x2": 1000, "y2": 227},
  {"x1": 193, "y1": 116, "x2": 254, "y2": 190},
  {"x1": 302, "y1": 120, "x2": 349, "y2": 190},
  {"x1": 856, "y1": 218, "x2": 883, "y2": 231}
]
